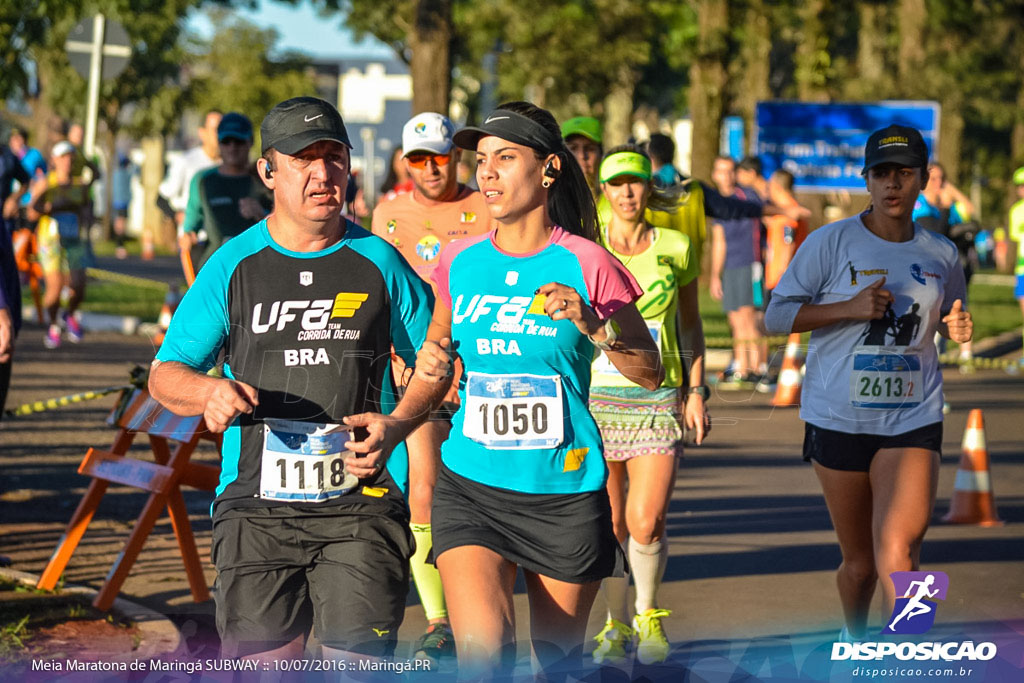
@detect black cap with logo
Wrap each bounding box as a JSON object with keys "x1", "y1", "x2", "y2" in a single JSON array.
[
  {"x1": 260, "y1": 97, "x2": 352, "y2": 156},
  {"x1": 453, "y1": 109, "x2": 563, "y2": 155},
  {"x1": 862, "y1": 124, "x2": 929, "y2": 173}
]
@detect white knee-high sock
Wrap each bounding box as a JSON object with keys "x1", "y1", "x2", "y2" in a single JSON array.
[
  {"x1": 601, "y1": 541, "x2": 630, "y2": 624},
  {"x1": 629, "y1": 537, "x2": 667, "y2": 613}
]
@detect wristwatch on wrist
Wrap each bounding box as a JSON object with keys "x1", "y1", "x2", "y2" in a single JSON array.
[{"x1": 687, "y1": 385, "x2": 710, "y2": 400}]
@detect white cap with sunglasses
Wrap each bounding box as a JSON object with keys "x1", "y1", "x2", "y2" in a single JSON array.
[{"x1": 402, "y1": 112, "x2": 455, "y2": 157}]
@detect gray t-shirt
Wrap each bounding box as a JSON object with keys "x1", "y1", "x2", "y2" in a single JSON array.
[{"x1": 771, "y1": 214, "x2": 966, "y2": 434}]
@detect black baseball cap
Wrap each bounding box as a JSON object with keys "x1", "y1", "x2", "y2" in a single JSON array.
[
  {"x1": 862, "y1": 124, "x2": 929, "y2": 173},
  {"x1": 217, "y1": 112, "x2": 253, "y2": 142},
  {"x1": 453, "y1": 109, "x2": 562, "y2": 155},
  {"x1": 260, "y1": 97, "x2": 351, "y2": 156}
]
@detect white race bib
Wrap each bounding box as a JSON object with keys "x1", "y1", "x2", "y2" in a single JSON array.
[
  {"x1": 592, "y1": 321, "x2": 662, "y2": 377},
  {"x1": 849, "y1": 347, "x2": 922, "y2": 409},
  {"x1": 259, "y1": 419, "x2": 359, "y2": 502},
  {"x1": 463, "y1": 372, "x2": 564, "y2": 449}
]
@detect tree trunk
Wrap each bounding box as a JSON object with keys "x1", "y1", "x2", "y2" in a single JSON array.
[
  {"x1": 735, "y1": 0, "x2": 771, "y2": 154},
  {"x1": 794, "y1": 0, "x2": 831, "y2": 102},
  {"x1": 408, "y1": 0, "x2": 452, "y2": 116},
  {"x1": 1011, "y1": 43, "x2": 1024, "y2": 213},
  {"x1": 854, "y1": 2, "x2": 889, "y2": 99},
  {"x1": 689, "y1": 0, "x2": 729, "y2": 182},
  {"x1": 140, "y1": 136, "x2": 173, "y2": 252},
  {"x1": 938, "y1": 94, "x2": 964, "y2": 185},
  {"x1": 603, "y1": 64, "x2": 636, "y2": 148},
  {"x1": 897, "y1": 0, "x2": 926, "y2": 88}
]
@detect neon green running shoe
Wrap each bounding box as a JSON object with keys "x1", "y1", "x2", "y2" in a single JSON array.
[
  {"x1": 632, "y1": 608, "x2": 672, "y2": 665},
  {"x1": 592, "y1": 618, "x2": 633, "y2": 665}
]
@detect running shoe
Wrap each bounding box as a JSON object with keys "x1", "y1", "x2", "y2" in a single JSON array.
[
  {"x1": 837, "y1": 626, "x2": 864, "y2": 644},
  {"x1": 43, "y1": 324, "x2": 61, "y2": 349},
  {"x1": 592, "y1": 618, "x2": 632, "y2": 665},
  {"x1": 64, "y1": 312, "x2": 84, "y2": 343},
  {"x1": 413, "y1": 622, "x2": 455, "y2": 663},
  {"x1": 633, "y1": 608, "x2": 672, "y2": 665}
]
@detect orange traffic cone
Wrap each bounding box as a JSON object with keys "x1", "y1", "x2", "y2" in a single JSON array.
[
  {"x1": 941, "y1": 409, "x2": 1003, "y2": 526},
  {"x1": 772, "y1": 333, "x2": 805, "y2": 407},
  {"x1": 152, "y1": 286, "x2": 181, "y2": 347}
]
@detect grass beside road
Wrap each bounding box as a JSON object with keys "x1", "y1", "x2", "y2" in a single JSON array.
[{"x1": 22, "y1": 281, "x2": 165, "y2": 322}]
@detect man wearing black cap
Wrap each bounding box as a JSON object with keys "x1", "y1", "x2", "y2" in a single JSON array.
[
  {"x1": 179, "y1": 112, "x2": 272, "y2": 272},
  {"x1": 149, "y1": 97, "x2": 444, "y2": 662}
]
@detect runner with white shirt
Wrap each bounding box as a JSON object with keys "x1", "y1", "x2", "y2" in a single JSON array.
[{"x1": 765, "y1": 124, "x2": 973, "y2": 641}]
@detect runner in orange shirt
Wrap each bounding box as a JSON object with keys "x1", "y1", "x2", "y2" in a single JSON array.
[
  {"x1": 764, "y1": 168, "x2": 808, "y2": 299},
  {"x1": 370, "y1": 112, "x2": 490, "y2": 664}
]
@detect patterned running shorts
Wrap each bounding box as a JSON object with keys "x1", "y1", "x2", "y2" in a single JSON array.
[{"x1": 589, "y1": 386, "x2": 685, "y2": 462}]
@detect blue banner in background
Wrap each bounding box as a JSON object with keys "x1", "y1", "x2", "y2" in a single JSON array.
[{"x1": 754, "y1": 101, "x2": 940, "y2": 192}]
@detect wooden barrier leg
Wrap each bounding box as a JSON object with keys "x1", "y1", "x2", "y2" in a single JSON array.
[
  {"x1": 92, "y1": 491, "x2": 170, "y2": 611},
  {"x1": 165, "y1": 489, "x2": 211, "y2": 603},
  {"x1": 37, "y1": 478, "x2": 110, "y2": 590}
]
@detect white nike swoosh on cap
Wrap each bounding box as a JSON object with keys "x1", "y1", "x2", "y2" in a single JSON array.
[
  {"x1": 484, "y1": 116, "x2": 510, "y2": 124},
  {"x1": 304, "y1": 114, "x2": 323, "y2": 122}
]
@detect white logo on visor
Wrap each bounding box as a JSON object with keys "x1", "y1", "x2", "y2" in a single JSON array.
[
  {"x1": 304, "y1": 114, "x2": 323, "y2": 123},
  {"x1": 299, "y1": 271, "x2": 313, "y2": 286},
  {"x1": 484, "y1": 116, "x2": 510, "y2": 124}
]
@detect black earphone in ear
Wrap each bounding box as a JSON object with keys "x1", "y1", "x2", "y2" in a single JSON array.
[
  {"x1": 543, "y1": 160, "x2": 560, "y2": 178},
  {"x1": 263, "y1": 159, "x2": 274, "y2": 179}
]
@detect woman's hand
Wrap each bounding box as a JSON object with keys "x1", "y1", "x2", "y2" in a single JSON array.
[
  {"x1": 414, "y1": 338, "x2": 454, "y2": 384},
  {"x1": 942, "y1": 299, "x2": 972, "y2": 343},
  {"x1": 536, "y1": 282, "x2": 603, "y2": 337},
  {"x1": 683, "y1": 393, "x2": 711, "y2": 445}
]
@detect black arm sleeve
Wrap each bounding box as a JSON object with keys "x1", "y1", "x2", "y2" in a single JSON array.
[
  {"x1": 155, "y1": 195, "x2": 175, "y2": 219},
  {"x1": 701, "y1": 181, "x2": 763, "y2": 220}
]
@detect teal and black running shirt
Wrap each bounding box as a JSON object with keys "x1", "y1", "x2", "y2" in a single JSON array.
[
  {"x1": 156, "y1": 219, "x2": 434, "y2": 518},
  {"x1": 431, "y1": 226, "x2": 643, "y2": 494}
]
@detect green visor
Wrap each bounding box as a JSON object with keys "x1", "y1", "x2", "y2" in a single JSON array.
[
  {"x1": 599, "y1": 152, "x2": 652, "y2": 183},
  {"x1": 1014, "y1": 166, "x2": 1024, "y2": 185}
]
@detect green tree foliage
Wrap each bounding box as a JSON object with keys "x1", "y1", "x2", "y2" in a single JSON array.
[
  {"x1": 1, "y1": 0, "x2": 199, "y2": 139},
  {"x1": 187, "y1": 9, "x2": 316, "y2": 130}
]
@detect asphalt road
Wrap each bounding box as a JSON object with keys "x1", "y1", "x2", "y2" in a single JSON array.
[{"x1": 1, "y1": 325, "x2": 1022, "y2": 681}]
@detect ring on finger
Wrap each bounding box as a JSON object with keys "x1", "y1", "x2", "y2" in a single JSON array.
[{"x1": 562, "y1": 298, "x2": 568, "y2": 309}]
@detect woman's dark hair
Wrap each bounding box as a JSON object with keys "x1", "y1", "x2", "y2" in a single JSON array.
[
  {"x1": 600, "y1": 144, "x2": 679, "y2": 214},
  {"x1": 496, "y1": 100, "x2": 597, "y2": 242}
]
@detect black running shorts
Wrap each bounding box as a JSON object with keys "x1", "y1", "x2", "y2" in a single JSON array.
[
  {"x1": 803, "y1": 421, "x2": 943, "y2": 472},
  {"x1": 431, "y1": 465, "x2": 625, "y2": 583},
  {"x1": 211, "y1": 505, "x2": 413, "y2": 657}
]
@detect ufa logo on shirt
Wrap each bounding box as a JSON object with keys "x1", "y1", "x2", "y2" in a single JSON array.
[{"x1": 416, "y1": 235, "x2": 441, "y2": 261}]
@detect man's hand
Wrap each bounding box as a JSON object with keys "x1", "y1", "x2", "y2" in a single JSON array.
[
  {"x1": 0, "y1": 307, "x2": 14, "y2": 364},
  {"x1": 710, "y1": 276, "x2": 723, "y2": 302},
  {"x1": 2, "y1": 195, "x2": 18, "y2": 219},
  {"x1": 178, "y1": 232, "x2": 198, "y2": 253},
  {"x1": 942, "y1": 299, "x2": 973, "y2": 343},
  {"x1": 845, "y1": 277, "x2": 893, "y2": 321},
  {"x1": 342, "y1": 412, "x2": 401, "y2": 479},
  {"x1": 203, "y1": 379, "x2": 258, "y2": 432}
]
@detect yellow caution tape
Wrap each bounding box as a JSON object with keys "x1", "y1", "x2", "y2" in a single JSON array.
[
  {"x1": 85, "y1": 268, "x2": 169, "y2": 291},
  {"x1": 4, "y1": 385, "x2": 131, "y2": 418}
]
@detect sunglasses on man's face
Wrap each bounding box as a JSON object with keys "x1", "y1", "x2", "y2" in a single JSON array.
[
  {"x1": 220, "y1": 137, "x2": 250, "y2": 146},
  {"x1": 405, "y1": 153, "x2": 451, "y2": 169}
]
